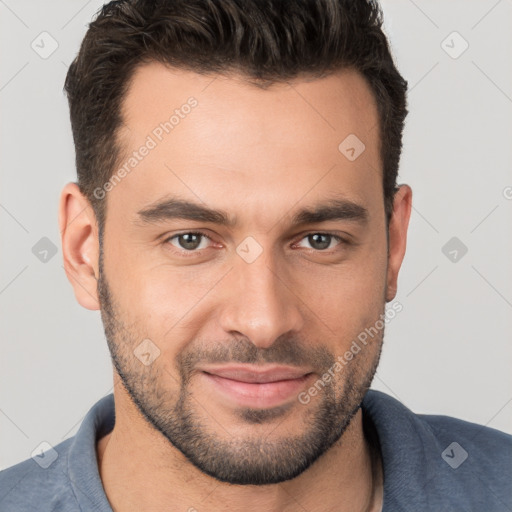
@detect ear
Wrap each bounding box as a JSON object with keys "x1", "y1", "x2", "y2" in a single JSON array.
[
  {"x1": 385, "y1": 184, "x2": 412, "y2": 302},
  {"x1": 59, "y1": 182, "x2": 100, "y2": 310}
]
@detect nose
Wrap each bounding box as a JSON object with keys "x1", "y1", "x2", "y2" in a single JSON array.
[{"x1": 217, "y1": 249, "x2": 305, "y2": 349}]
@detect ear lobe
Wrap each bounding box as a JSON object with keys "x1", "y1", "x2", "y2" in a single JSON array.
[
  {"x1": 385, "y1": 184, "x2": 412, "y2": 302},
  {"x1": 59, "y1": 182, "x2": 101, "y2": 310}
]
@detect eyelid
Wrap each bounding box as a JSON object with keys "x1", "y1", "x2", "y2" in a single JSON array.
[{"x1": 163, "y1": 230, "x2": 212, "y2": 240}]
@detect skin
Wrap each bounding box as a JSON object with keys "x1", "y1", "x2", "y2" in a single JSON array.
[{"x1": 59, "y1": 63, "x2": 412, "y2": 511}]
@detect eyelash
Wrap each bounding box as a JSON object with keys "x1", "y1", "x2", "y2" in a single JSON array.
[{"x1": 162, "y1": 231, "x2": 350, "y2": 256}]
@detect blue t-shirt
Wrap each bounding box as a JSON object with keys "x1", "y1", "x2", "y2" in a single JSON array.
[{"x1": 1, "y1": 390, "x2": 511, "y2": 511}]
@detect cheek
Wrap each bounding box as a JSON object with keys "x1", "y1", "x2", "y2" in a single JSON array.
[
  {"x1": 299, "y1": 246, "x2": 388, "y2": 345},
  {"x1": 112, "y1": 260, "x2": 223, "y2": 348}
]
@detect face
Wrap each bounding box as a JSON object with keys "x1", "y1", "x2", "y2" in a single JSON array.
[{"x1": 90, "y1": 63, "x2": 400, "y2": 485}]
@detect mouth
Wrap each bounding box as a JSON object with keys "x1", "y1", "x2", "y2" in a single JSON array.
[{"x1": 198, "y1": 364, "x2": 315, "y2": 409}]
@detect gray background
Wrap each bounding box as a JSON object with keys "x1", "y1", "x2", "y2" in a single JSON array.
[{"x1": 1, "y1": 0, "x2": 511, "y2": 470}]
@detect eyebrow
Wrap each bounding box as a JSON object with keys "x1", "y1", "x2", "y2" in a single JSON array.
[{"x1": 136, "y1": 195, "x2": 369, "y2": 228}]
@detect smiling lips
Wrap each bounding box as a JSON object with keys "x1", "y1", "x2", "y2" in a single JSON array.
[{"x1": 199, "y1": 364, "x2": 315, "y2": 408}]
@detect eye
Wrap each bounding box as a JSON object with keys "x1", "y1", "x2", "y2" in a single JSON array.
[
  {"x1": 166, "y1": 231, "x2": 212, "y2": 251},
  {"x1": 163, "y1": 231, "x2": 348, "y2": 256},
  {"x1": 295, "y1": 233, "x2": 345, "y2": 251}
]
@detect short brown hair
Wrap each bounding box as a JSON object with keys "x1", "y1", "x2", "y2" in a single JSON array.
[{"x1": 64, "y1": 0, "x2": 408, "y2": 231}]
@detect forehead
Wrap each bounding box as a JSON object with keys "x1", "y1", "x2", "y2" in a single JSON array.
[{"x1": 109, "y1": 62, "x2": 382, "y2": 228}]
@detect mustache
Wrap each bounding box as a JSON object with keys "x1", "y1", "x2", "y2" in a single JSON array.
[{"x1": 176, "y1": 335, "x2": 335, "y2": 379}]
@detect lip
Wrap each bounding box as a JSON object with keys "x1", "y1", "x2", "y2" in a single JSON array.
[
  {"x1": 199, "y1": 364, "x2": 314, "y2": 409},
  {"x1": 200, "y1": 364, "x2": 312, "y2": 383}
]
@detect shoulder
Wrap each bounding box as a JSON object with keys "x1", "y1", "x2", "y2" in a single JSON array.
[
  {"x1": 416, "y1": 410, "x2": 512, "y2": 511},
  {"x1": 418, "y1": 409, "x2": 512, "y2": 464},
  {"x1": 362, "y1": 390, "x2": 512, "y2": 512},
  {"x1": 0, "y1": 438, "x2": 79, "y2": 512},
  {"x1": 0, "y1": 393, "x2": 115, "y2": 512},
  {"x1": 364, "y1": 389, "x2": 512, "y2": 449}
]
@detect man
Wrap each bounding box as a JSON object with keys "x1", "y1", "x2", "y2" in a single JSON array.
[{"x1": 1, "y1": 0, "x2": 510, "y2": 510}]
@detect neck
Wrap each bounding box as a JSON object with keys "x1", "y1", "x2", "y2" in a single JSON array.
[{"x1": 97, "y1": 385, "x2": 383, "y2": 512}]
